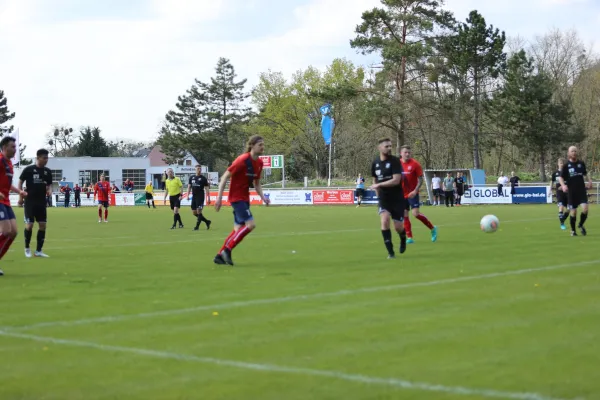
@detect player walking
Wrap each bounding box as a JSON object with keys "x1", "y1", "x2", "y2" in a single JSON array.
[
  {"x1": 18, "y1": 149, "x2": 53, "y2": 258},
  {"x1": 559, "y1": 146, "x2": 592, "y2": 236},
  {"x1": 551, "y1": 158, "x2": 568, "y2": 230},
  {"x1": 187, "y1": 165, "x2": 212, "y2": 230},
  {"x1": 400, "y1": 145, "x2": 437, "y2": 243},
  {"x1": 94, "y1": 174, "x2": 111, "y2": 223},
  {"x1": 0, "y1": 136, "x2": 27, "y2": 276},
  {"x1": 371, "y1": 138, "x2": 407, "y2": 259},
  {"x1": 163, "y1": 168, "x2": 184, "y2": 229},
  {"x1": 213, "y1": 135, "x2": 270, "y2": 266}
]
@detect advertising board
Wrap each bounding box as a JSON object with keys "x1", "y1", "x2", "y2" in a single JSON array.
[{"x1": 312, "y1": 190, "x2": 354, "y2": 205}]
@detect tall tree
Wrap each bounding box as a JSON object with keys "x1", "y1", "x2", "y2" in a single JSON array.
[
  {"x1": 351, "y1": 0, "x2": 454, "y2": 155},
  {"x1": 75, "y1": 126, "x2": 110, "y2": 157},
  {"x1": 494, "y1": 50, "x2": 584, "y2": 180},
  {"x1": 442, "y1": 10, "x2": 506, "y2": 168},
  {"x1": 158, "y1": 58, "x2": 252, "y2": 169},
  {"x1": 0, "y1": 90, "x2": 15, "y2": 133}
]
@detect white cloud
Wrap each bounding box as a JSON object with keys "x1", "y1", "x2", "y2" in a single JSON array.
[{"x1": 1, "y1": 0, "x2": 598, "y2": 156}]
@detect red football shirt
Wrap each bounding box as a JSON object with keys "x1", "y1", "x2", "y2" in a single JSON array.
[
  {"x1": 227, "y1": 153, "x2": 263, "y2": 203},
  {"x1": 401, "y1": 158, "x2": 423, "y2": 198},
  {"x1": 0, "y1": 154, "x2": 14, "y2": 206},
  {"x1": 95, "y1": 181, "x2": 111, "y2": 202}
]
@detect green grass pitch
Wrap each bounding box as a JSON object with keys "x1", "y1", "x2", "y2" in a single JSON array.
[{"x1": 0, "y1": 204, "x2": 598, "y2": 400}]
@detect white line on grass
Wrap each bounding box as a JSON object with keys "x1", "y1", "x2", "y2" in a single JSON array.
[
  {"x1": 6, "y1": 258, "x2": 599, "y2": 332},
  {"x1": 0, "y1": 330, "x2": 578, "y2": 400},
  {"x1": 39, "y1": 217, "x2": 557, "y2": 250}
]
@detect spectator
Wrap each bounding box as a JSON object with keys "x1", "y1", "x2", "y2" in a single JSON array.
[
  {"x1": 112, "y1": 184, "x2": 121, "y2": 193},
  {"x1": 497, "y1": 172, "x2": 509, "y2": 196},
  {"x1": 431, "y1": 173, "x2": 441, "y2": 206},
  {"x1": 61, "y1": 185, "x2": 72, "y2": 208},
  {"x1": 443, "y1": 172, "x2": 455, "y2": 207}
]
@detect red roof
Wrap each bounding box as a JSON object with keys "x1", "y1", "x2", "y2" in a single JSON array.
[{"x1": 148, "y1": 145, "x2": 169, "y2": 167}]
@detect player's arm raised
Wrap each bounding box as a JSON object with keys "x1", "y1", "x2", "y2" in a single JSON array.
[{"x1": 215, "y1": 170, "x2": 230, "y2": 212}]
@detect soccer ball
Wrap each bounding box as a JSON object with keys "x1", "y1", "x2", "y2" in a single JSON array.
[{"x1": 480, "y1": 214, "x2": 499, "y2": 233}]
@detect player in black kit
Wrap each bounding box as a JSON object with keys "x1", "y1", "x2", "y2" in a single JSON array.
[
  {"x1": 371, "y1": 137, "x2": 407, "y2": 259},
  {"x1": 17, "y1": 149, "x2": 53, "y2": 258},
  {"x1": 551, "y1": 158, "x2": 568, "y2": 230},
  {"x1": 187, "y1": 165, "x2": 212, "y2": 231},
  {"x1": 559, "y1": 146, "x2": 593, "y2": 236}
]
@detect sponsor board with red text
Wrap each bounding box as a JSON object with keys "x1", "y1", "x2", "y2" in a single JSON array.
[{"x1": 312, "y1": 190, "x2": 354, "y2": 205}]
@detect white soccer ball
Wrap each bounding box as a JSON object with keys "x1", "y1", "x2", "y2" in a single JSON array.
[{"x1": 480, "y1": 214, "x2": 500, "y2": 233}]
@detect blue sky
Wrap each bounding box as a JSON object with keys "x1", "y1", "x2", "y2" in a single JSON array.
[{"x1": 1, "y1": 0, "x2": 598, "y2": 157}]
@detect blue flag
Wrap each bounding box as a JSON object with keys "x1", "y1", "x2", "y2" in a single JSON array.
[{"x1": 320, "y1": 104, "x2": 333, "y2": 145}]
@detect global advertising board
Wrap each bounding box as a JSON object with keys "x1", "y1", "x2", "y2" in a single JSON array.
[
  {"x1": 312, "y1": 190, "x2": 354, "y2": 205},
  {"x1": 263, "y1": 190, "x2": 313, "y2": 205},
  {"x1": 462, "y1": 186, "x2": 551, "y2": 204},
  {"x1": 462, "y1": 186, "x2": 512, "y2": 204}
]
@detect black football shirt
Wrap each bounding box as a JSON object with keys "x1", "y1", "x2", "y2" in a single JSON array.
[
  {"x1": 19, "y1": 165, "x2": 52, "y2": 202},
  {"x1": 561, "y1": 160, "x2": 587, "y2": 193},
  {"x1": 371, "y1": 155, "x2": 404, "y2": 202},
  {"x1": 188, "y1": 175, "x2": 209, "y2": 198}
]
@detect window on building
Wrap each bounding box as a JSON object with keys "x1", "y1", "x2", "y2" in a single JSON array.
[
  {"x1": 78, "y1": 170, "x2": 110, "y2": 186},
  {"x1": 177, "y1": 159, "x2": 184, "y2": 166},
  {"x1": 185, "y1": 159, "x2": 192, "y2": 166},
  {"x1": 121, "y1": 169, "x2": 146, "y2": 189},
  {"x1": 50, "y1": 169, "x2": 63, "y2": 182}
]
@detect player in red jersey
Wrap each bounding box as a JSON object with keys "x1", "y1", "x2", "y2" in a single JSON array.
[
  {"x1": 0, "y1": 136, "x2": 28, "y2": 276},
  {"x1": 400, "y1": 145, "x2": 437, "y2": 243},
  {"x1": 213, "y1": 135, "x2": 270, "y2": 266},
  {"x1": 94, "y1": 174, "x2": 111, "y2": 223}
]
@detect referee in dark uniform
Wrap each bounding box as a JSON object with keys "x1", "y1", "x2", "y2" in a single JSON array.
[
  {"x1": 559, "y1": 146, "x2": 593, "y2": 236},
  {"x1": 370, "y1": 137, "x2": 407, "y2": 259},
  {"x1": 17, "y1": 149, "x2": 53, "y2": 258}
]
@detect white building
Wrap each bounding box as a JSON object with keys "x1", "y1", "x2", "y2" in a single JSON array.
[{"x1": 46, "y1": 146, "x2": 210, "y2": 190}]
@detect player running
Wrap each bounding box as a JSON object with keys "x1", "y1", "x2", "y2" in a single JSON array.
[
  {"x1": 213, "y1": 135, "x2": 270, "y2": 266},
  {"x1": 94, "y1": 175, "x2": 111, "y2": 223},
  {"x1": 371, "y1": 138, "x2": 407, "y2": 259},
  {"x1": 0, "y1": 136, "x2": 27, "y2": 276},
  {"x1": 400, "y1": 145, "x2": 437, "y2": 243},
  {"x1": 18, "y1": 149, "x2": 53, "y2": 258},
  {"x1": 187, "y1": 165, "x2": 212, "y2": 231},
  {"x1": 551, "y1": 158, "x2": 568, "y2": 230},
  {"x1": 559, "y1": 146, "x2": 592, "y2": 236},
  {"x1": 164, "y1": 168, "x2": 184, "y2": 229}
]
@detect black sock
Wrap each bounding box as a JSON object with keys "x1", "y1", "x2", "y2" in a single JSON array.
[
  {"x1": 147, "y1": 201, "x2": 150, "y2": 208},
  {"x1": 173, "y1": 214, "x2": 177, "y2": 226},
  {"x1": 570, "y1": 215, "x2": 576, "y2": 232},
  {"x1": 36, "y1": 230, "x2": 46, "y2": 252},
  {"x1": 580, "y1": 212, "x2": 588, "y2": 227},
  {"x1": 200, "y1": 214, "x2": 209, "y2": 223},
  {"x1": 381, "y1": 229, "x2": 394, "y2": 255},
  {"x1": 152, "y1": 201, "x2": 155, "y2": 207},
  {"x1": 399, "y1": 230, "x2": 406, "y2": 242},
  {"x1": 558, "y1": 211, "x2": 564, "y2": 223},
  {"x1": 177, "y1": 214, "x2": 183, "y2": 225},
  {"x1": 196, "y1": 214, "x2": 202, "y2": 227},
  {"x1": 24, "y1": 229, "x2": 33, "y2": 248}
]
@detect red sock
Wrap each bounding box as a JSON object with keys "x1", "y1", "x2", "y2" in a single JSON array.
[
  {"x1": 0, "y1": 234, "x2": 15, "y2": 260},
  {"x1": 404, "y1": 216, "x2": 413, "y2": 238},
  {"x1": 104, "y1": 209, "x2": 108, "y2": 220},
  {"x1": 98, "y1": 208, "x2": 102, "y2": 218},
  {"x1": 219, "y1": 230, "x2": 237, "y2": 253},
  {"x1": 226, "y1": 226, "x2": 251, "y2": 251},
  {"x1": 417, "y1": 214, "x2": 434, "y2": 230}
]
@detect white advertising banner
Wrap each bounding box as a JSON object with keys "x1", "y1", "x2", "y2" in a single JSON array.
[
  {"x1": 114, "y1": 193, "x2": 135, "y2": 206},
  {"x1": 264, "y1": 190, "x2": 313, "y2": 205},
  {"x1": 462, "y1": 186, "x2": 512, "y2": 204}
]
